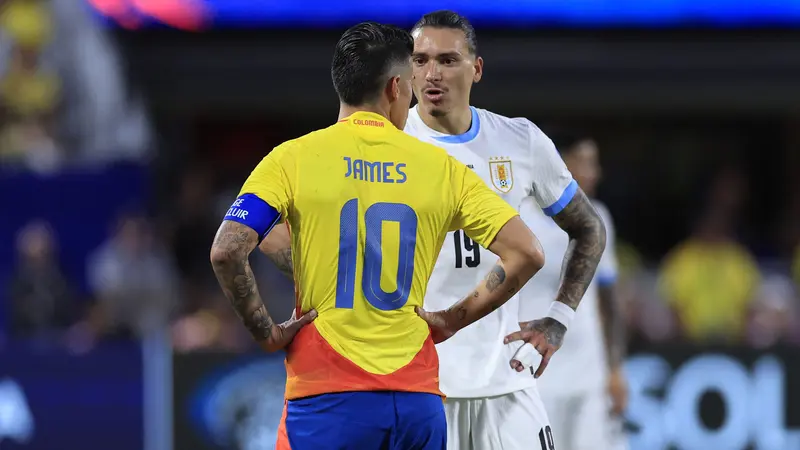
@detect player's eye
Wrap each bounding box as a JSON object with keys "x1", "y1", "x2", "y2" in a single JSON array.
[
  {"x1": 441, "y1": 58, "x2": 455, "y2": 65},
  {"x1": 413, "y1": 57, "x2": 426, "y2": 65}
]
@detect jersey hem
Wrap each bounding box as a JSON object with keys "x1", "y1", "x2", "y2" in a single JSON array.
[{"x1": 440, "y1": 380, "x2": 537, "y2": 399}]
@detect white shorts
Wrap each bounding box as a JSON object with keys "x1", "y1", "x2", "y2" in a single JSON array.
[
  {"x1": 540, "y1": 388, "x2": 627, "y2": 450},
  {"x1": 445, "y1": 387, "x2": 554, "y2": 450}
]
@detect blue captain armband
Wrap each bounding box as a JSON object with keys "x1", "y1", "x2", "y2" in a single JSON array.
[{"x1": 224, "y1": 193, "x2": 281, "y2": 242}]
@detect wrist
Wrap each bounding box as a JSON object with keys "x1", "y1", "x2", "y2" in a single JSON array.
[
  {"x1": 444, "y1": 305, "x2": 468, "y2": 332},
  {"x1": 546, "y1": 301, "x2": 576, "y2": 329}
]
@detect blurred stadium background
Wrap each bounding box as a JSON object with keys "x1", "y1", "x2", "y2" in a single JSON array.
[{"x1": 0, "y1": 1, "x2": 799, "y2": 449}]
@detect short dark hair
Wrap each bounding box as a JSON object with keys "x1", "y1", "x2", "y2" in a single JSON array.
[
  {"x1": 548, "y1": 131, "x2": 594, "y2": 156},
  {"x1": 412, "y1": 10, "x2": 478, "y2": 55},
  {"x1": 331, "y1": 22, "x2": 414, "y2": 106}
]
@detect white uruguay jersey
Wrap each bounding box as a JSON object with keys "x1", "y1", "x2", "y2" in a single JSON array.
[
  {"x1": 518, "y1": 198, "x2": 619, "y2": 394},
  {"x1": 404, "y1": 106, "x2": 577, "y2": 398}
]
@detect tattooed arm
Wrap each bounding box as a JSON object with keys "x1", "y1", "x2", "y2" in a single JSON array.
[
  {"x1": 508, "y1": 188, "x2": 606, "y2": 377},
  {"x1": 258, "y1": 222, "x2": 294, "y2": 280},
  {"x1": 551, "y1": 188, "x2": 607, "y2": 311},
  {"x1": 210, "y1": 220, "x2": 313, "y2": 351},
  {"x1": 417, "y1": 216, "x2": 545, "y2": 343}
]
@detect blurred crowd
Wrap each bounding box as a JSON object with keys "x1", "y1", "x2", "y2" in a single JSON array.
[
  {"x1": 2, "y1": 0, "x2": 799, "y2": 356},
  {"x1": 0, "y1": 0, "x2": 150, "y2": 173},
  {"x1": 6, "y1": 146, "x2": 800, "y2": 356}
]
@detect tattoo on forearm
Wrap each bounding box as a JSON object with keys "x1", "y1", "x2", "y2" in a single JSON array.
[
  {"x1": 455, "y1": 306, "x2": 467, "y2": 321},
  {"x1": 598, "y1": 284, "x2": 627, "y2": 368},
  {"x1": 246, "y1": 304, "x2": 276, "y2": 340},
  {"x1": 265, "y1": 247, "x2": 294, "y2": 280},
  {"x1": 448, "y1": 265, "x2": 519, "y2": 326},
  {"x1": 485, "y1": 265, "x2": 506, "y2": 291},
  {"x1": 551, "y1": 189, "x2": 607, "y2": 310},
  {"x1": 211, "y1": 222, "x2": 274, "y2": 342}
]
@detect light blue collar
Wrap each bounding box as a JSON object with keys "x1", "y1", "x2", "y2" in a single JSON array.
[{"x1": 432, "y1": 107, "x2": 480, "y2": 144}]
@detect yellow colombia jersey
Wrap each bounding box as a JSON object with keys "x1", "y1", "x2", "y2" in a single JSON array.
[{"x1": 232, "y1": 111, "x2": 518, "y2": 399}]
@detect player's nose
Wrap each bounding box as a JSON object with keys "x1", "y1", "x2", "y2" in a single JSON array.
[{"x1": 425, "y1": 65, "x2": 442, "y2": 82}]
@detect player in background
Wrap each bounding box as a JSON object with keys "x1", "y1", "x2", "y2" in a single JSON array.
[
  {"x1": 403, "y1": 11, "x2": 607, "y2": 450},
  {"x1": 211, "y1": 21, "x2": 545, "y2": 450},
  {"x1": 519, "y1": 133, "x2": 628, "y2": 450}
]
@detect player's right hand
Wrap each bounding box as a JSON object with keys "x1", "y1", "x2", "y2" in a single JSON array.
[
  {"x1": 259, "y1": 309, "x2": 317, "y2": 352},
  {"x1": 415, "y1": 307, "x2": 458, "y2": 344}
]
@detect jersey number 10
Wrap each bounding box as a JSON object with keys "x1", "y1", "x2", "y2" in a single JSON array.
[{"x1": 335, "y1": 199, "x2": 418, "y2": 312}]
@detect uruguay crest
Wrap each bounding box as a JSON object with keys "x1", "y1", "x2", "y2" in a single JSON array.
[{"x1": 489, "y1": 156, "x2": 514, "y2": 193}]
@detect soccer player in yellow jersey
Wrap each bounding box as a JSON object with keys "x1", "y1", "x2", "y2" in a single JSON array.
[{"x1": 210, "y1": 22, "x2": 545, "y2": 450}]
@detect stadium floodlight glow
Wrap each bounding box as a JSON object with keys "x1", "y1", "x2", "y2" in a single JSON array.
[{"x1": 87, "y1": 0, "x2": 800, "y2": 30}]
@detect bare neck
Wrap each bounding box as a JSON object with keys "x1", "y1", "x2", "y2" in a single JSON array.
[
  {"x1": 338, "y1": 103, "x2": 390, "y2": 122},
  {"x1": 417, "y1": 105, "x2": 472, "y2": 135}
]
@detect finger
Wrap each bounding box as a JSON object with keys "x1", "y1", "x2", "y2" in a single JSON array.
[
  {"x1": 503, "y1": 330, "x2": 530, "y2": 344},
  {"x1": 534, "y1": 348, "x2": 553, "y2": 379},
  {"x1": 415, "y1": 307, "x2": 444, "y2": 327},
  {"x1": 509, "y1": 342, "x2": 542, "y2": 373},
  {"x1": 297, "y1": 309, "x2": 318, "y2": 324},
  {"x1": 286, "y1": 309, "x2": 317, "y2": 331}
]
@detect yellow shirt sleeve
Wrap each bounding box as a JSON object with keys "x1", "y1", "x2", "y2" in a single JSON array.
[
  {"x1": 449, "y1": 157, "x2": 519, "y2": 249},
  {"x1": 238, "y1": 141, "x2": 296, "y2": 219}
]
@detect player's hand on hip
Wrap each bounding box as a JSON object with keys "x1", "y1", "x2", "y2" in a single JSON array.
[
  {"x1": 607, "y1": 365, "x2": 629, "y2": 416},
  {"x1": 504, "y1": 317, "x2": 566, "y2": 378},
  {"x1": 415, "y1": 307, "x2": 457, "y2": 344},
  {"x1": 259, "y1": 309, "x2": 317, "y2": 353}
]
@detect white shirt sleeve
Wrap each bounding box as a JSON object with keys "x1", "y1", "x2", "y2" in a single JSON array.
[
  {"x1": 594, "y1": 201, "x2": 619, "y2": 286},
  {"x1": 526, "y1": 121, "x2": 577, "y2": 216}
]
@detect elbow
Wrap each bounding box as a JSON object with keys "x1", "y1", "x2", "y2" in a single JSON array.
[
  {"x1": 521, "y1": 234, "x2": 546, "y2": 274},
  {"x1": 574, "y1": 215, "x2": 608, "y2": 254},
  {"x1": 209, "y1": 246, "x2": 233, "y2": 271},
  {"x1": 593, "y1": 217, "x2": 608, "y2": 254}
]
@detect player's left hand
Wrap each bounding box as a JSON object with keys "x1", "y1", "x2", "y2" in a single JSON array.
[
  {"x1": 504, "y1": 317, "x2": 566, "y2": 378},
  {"x1": 608, "y1": 365, "x2": 629, "y2": 416},
  {"x1": 259, "y1": 309, "x2": 317, "y2": 352},
  {"x1": 415, "y1": 307, "x2": 458, "y2": 344}
]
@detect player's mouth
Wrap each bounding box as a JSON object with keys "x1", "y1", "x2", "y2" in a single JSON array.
[{"x1": 423, "y1": 88, "x2": 445, "y2": 103}]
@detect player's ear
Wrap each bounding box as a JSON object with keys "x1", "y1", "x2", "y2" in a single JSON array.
[
  {"x1": 385, "y1": 76, "x2": 401, "y2": 102},
  {"x1": 473, "y1": 56, "x2": 484, "y2": 83}
]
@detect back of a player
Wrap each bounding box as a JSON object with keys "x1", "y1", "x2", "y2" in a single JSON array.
[{"x1": 248, "y1": 113, "x2": 513, "y2": 450}]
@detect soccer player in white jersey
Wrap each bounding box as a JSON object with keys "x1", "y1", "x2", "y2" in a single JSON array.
[
  {"x1": 519, "y1": 133, "x2": 629, "y2": 450},
  {"x1": 404, "y1": 11, "x2": 607, "y2": 450}
]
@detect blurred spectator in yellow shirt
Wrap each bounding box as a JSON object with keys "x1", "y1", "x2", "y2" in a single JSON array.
[{"x1": 659, "y1": 166, "x2": 760, "y2": 344}]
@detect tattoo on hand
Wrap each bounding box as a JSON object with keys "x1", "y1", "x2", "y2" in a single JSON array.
[
  {"x1": 485, "y1": 265, "x2": 506, "y2": 291},
  {"x1": 530, "y1": 317, "x2": 567, "y2": 348},
  {"x1": 551, "y1": 189, "x2": 607, "y2": 310}
]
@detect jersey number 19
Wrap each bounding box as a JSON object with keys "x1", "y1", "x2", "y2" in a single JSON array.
[
  {"x1": 453, "y1": 230, "x2": 480, "y2": 268},
  {"x1": 335, "y1": 199, "x2": 418, "y2": 312}
]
